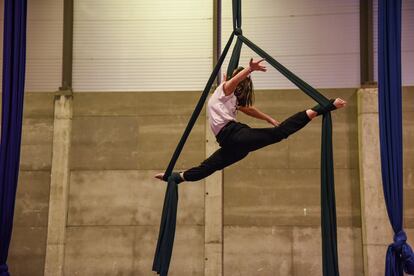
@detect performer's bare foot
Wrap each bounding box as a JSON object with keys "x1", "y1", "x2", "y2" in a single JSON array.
[
  {"x1": 154, "y1": 172, "x2": 185, "y2": 182},
  {"x1": 155, "y1": 173, "x2": 164, "y2": 181},
  {"x1": 333, "y1": 98, "x2": 347, "y2": 109},
  {"x1": 306, "y1": 98, "x2": 347, "y2": 119}
]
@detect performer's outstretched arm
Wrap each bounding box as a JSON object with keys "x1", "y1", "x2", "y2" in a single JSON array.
[{"x1": 238, "y1": 105, "x2": 280, "y2": 126}]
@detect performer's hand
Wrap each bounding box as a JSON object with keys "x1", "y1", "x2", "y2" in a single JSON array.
[
  {"x1": 249, "y1": 58, "x2": 267, "y2": 72},
  {"x1": 268, "y1": 118, "x2": 280, "y2": 127}
]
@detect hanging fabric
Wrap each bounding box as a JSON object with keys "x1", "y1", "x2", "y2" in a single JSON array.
[
  {"x1": 378, "y1": 0, "x2": 414, "y2": 274},
  {"x1": 153, "y1": 1, "x2": 340, "y2": 275},
  {"x1": 0, "y1": 0, "x2": 28, "y2": 276},
  {"x1": 236, "y1": 33, "x2": 339, "y2": 276},
  {"x1": 153, "y1": 33, "x2": 235, "y2": 275}
]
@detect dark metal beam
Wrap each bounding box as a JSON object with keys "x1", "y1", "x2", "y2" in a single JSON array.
[
  {"x1": 360, "y1": 0, "x2": 376, "y2": 86},
  {"x1": 213, "y1": 0, "x2": 222, "y2": 86},
  {"x1": 60, "y1": 0, "x2": 73, "y2": 92}
]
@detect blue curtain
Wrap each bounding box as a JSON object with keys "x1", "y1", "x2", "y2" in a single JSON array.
[
  {"x1": 0, "y1": 0, "x2": 28, "y2": 275},
  {"x1": 378, "y1": 0, "x2": 414, "y2": 275}
]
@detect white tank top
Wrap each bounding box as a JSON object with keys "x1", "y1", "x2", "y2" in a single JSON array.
[{"x1": 207, "y1": 82, "x2": 238, "y2": 136}]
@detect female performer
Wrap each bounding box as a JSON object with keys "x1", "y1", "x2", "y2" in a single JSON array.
[{"x1": 155, "y1": 58, "x2": 346, "y2": 183}]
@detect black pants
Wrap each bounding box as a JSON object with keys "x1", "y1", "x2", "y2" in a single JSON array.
[{"x1": 183, "y1": 110, "x2": 311, "y2": 181}]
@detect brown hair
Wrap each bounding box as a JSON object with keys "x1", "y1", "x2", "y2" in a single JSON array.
[{"x1": 231, "y1": 66, "x2": 254, "y2": 107}]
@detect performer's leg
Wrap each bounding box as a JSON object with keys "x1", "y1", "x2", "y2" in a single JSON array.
[
  {"x1": 183, "y1": 147, "x2": 248, "y2": 182},
  {"x1": 233, "y1": 110, "x2": 311, "y2": 152}
]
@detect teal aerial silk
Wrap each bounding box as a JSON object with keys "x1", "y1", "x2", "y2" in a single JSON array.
[{"x1": 153, "y1": 0, "x2": 339, "y2": 275}]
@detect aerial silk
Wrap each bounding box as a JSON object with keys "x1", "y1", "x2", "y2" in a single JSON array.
[
  {"x1": 153, "y1": 0, "x2": 339, "y2": 275},
  {"x1": 0, "y1": 0, "x2": 28, "y2": 275},
  {"x1": 152, "y1": 32, "x2": 236, "y2": 276},
  {"x1": 378, "y1": 0, "x2": 414, "y2": 275}
]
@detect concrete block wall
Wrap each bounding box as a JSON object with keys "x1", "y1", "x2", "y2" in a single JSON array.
[
  {"x1": 3, "y1": 86, "x2": 413, "y2": 275},
  {"x1": 403, "y1": 87, "x2": 414, "y2": 228},
  {"x1": 223, "y1": 89, "x2": 363, "y2": 275},
  {"x1": 7, "y1": 93, "x2": 55, "y2": 276},
  {"x1": 65, "y1": 92, "x2": 206, "y2": 275},
  {"x1": 404, "y1": 87, "x2": 414, "y2": 264}
]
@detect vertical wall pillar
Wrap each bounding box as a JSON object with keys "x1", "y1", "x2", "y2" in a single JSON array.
[
  {"x1": 44, "y1": 0, "x2": 73, "y2": 272},
  {"x1": 44, "y1": 93, "x2": 73, "y2": 276},
  {"x1": 357, "y1": 88, "x2": 392, "y2": 275},
  {"x1": 204, "y1": 112, "x2": 224, "y2": 276},
  {"x1": 205, "y1": 0, "x2": 223, "y2": 273}
]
